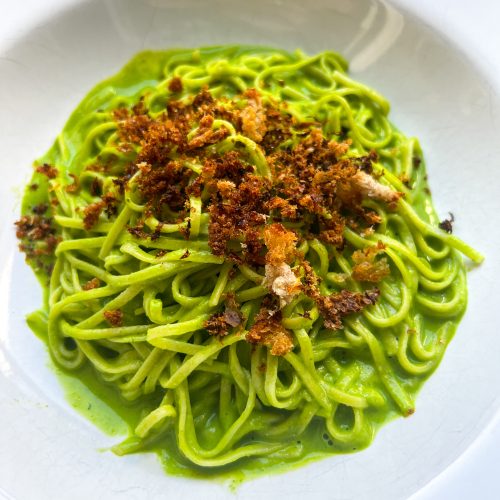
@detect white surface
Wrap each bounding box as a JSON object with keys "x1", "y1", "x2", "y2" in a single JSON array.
[{"x1": 1, "y1": 1, "x2": 499, "y2": 499}]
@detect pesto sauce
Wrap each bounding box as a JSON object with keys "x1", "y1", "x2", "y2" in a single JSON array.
[{"x1": 26, "y1": 300, "x2": 404, "y2": 483}]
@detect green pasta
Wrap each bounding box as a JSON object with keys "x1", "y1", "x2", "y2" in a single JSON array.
[{"x1": 16, "y1": 46, "x2": 482, "y2": 477}]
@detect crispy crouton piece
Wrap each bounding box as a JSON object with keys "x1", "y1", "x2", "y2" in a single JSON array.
[{"x1": 351, "y1": 171, "x2": 402, "y2": 206}]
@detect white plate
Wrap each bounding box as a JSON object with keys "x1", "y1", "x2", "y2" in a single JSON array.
[{"x1": 1, "y1": 1, "x2": 500, "y2": 499}]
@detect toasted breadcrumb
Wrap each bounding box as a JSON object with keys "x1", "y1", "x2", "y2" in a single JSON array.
[
  {"x1": 83, "y1": 202, "x2": 104, "y2": 229},
  {"x1": 204, "y1": 313, "x2": 229, "y2": 336},
  {"x1": 317, "y1": 288, "x2": 380, "y2": 330},
  {"x1": 32, "y1": 204, "x2": 48, "y2": 215},
  {"x1": 263, "y1": 223, "x2": 297, "y2": 265},
  {"x1": 35, "y1": 163, "x2": 58, "y2": 179},
  {"x1": 83, "y1": 194, "x2": 116, "y2": 230},
  {"x1": 168, "y1": 77, "x2": 183, "y2": 93},
  {"x1": 205, "y1": 293, "x2": 243, "y2": 336},
  {"x1": 104, "y1": 310, "x2": 123, "y2": 327},
  {"x1": 65, "y1": 173, "x2": 80, "y2": 193},
  {"x1": 327, "y1": 139, "x2": 351, "y2": 157},
  {"x1": 246, "y1": 308, "x2": 293, "y2": 356},
  {"x1": 239, "y1": 88, "x2": 267, "y2": 142},
  {"x1": 82, "y1": 277, "x2": 100, "y2": 290},
  {"x1": 108, "y1": 89, "x2": 390, "y2": 345},
  {"x1": 15, "y1": 214, "x2": 59, "y2": 268},
  {"x1": 188, "y1": 115, "x2": 230, "y2": 150},
  {"x1": 351, "y1": 241, "x2": 390, "y2": 283},
  {"x1": 14, "y1": 85, "x2": 399, "y2": 352},
  {"x1": 301, "y1": 260, "x2": 379, "y2": 330},
  {"x1": 262, "y1": 224, "x2": 301, "y2": 306}
]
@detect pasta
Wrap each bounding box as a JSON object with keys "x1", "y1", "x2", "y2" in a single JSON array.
[{"x1": 16, "y1": 46, "x2": 482, "y2": 475}]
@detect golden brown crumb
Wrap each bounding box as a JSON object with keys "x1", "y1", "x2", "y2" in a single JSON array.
[
  {"x1": 35, "y1": 163, "x2": 58, "y2": 179},
  {"x1": 351, "y1": 241, "x2": 390, "y2": 283},
  {"x1": 204, "y1": 313, "x2": 229, "y2": 336},
  {"x1": 206, "y1": 154, "x2": 268, "y2": 264},
  {"x1": 32, "y1": 204, "x2": 48, "y2": 215},
  {"x1": 136, "y1": 160, "x2": 192, "y2": 215},
  {"x1": 90, "y1": 178, "x2": 102, "y2": 197},
  {"x1": 98, "y1": 85, "x2": 392, "y2": 347},
  {"x1": 263, "y1": 223, "x2": 297, "y2": 265},
  {"x1": 83, "y1": 201, "x2": 105, "y2": 230},
  {"x1": 301, "y1": 260, "x2": 379, "y2": 330},
  {"x1": 15, "y1": 214, "x2": 59, "y2": 263},
  {"x1": 318, "y1": 288, "x2": 380, "y2": 330},
  {"x1": 104, "y1": 310, "x2": 123, "y2": 327},
  {"x1": 319, "y1": 212, "x2": 345, "y2": 249},
  {"x1": 265, "y1": 196, "x2": 298, "y2": 219},
  {"x1": 239, "y1": 88, "x2": 267, "y2": 142},
  {"x1": 399, "y1": 173, "x2": 411, "y2": 187},
  {"x1": 168, "y1": 76, "x2": 183, "y2": 93},
  {"x1": 262, "y1": 223, "x2": 301, "y2": 306},
  {"x1": 260, "y1": 106, "x2": 293, "y2": 153},
  {"x1": 65, "y1": 173, "x2": 80, "y2": 193},
  {"x1": 327, "y1": 139, "x2": 351, "y2": 157},
  {"x1": 204, "y1": 293, "x2": 242, "y2": 336},
  {"x1": 82, "y1": 277, "x2": 100, "y2": 290},
  {"x1": 246, "y1": 307, "x2": 293, "y2": 356},
  {"x1": 187, "y1": 115, "x2": 230, "y2": 150}
]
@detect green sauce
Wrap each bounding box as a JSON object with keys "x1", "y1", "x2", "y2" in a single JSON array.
[
  {"x1": 18, "y1": 46, "x2": 480, "y2": 482},
  {"x1": 29, "y1": 310, "x2": 398, "y2": 481}
]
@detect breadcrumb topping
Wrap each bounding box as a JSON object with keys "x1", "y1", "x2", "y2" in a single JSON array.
[
  {"x1": 262, "y1": 224, "x2": 301, "y2": 307},
  {"x1": 301, "y1": 260, "x2": 379, "y2": 330},
  {"x1": 35, "y1": 163, "x2": 58, "y2": 179},
  {"x1": 205, "y1": 293, "x2": 243, "y2": 336},
  {"x1": 246, "y1": 306, "x2": 294, "y2": 356},
  {"x1": 16, "y1": 84, "x2": 404, "y2": 354},
  {"x1": 82, "y1": 277, "x2": 101, "y2": 290},
  {"x1": 239, "y1": 88, "x2": 267, "y2": 142},
  {"x1": 104, "y1": 309, "x2": 123, "y2": 327},
  {"x1": 263, "y1": 223, "x2": 297, "y2": 266},
  {"x1": 351, "y1": 241, "x2": 390, "y2": 283}
]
